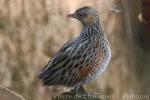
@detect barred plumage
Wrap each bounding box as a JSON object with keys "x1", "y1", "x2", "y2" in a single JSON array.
[{"x1": 38, "y1": 6, "x2": 111, "y2": 90}]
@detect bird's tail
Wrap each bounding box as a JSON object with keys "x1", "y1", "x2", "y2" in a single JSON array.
[
  {"x1": 38, "y1": 64, "x2": 48, "y2": 79},
  {"x1": 38, "y1": 64, "x2": 62, "y2": 86}
]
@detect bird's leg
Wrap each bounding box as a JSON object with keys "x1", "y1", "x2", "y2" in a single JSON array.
[
  {"x1": 72, "y1": 86, "x2": 96, "y2": 94},
  {"x1": 71, "y1": 86, "x2": 99, "y2": 99},
  {"x1": 61, "y1": 86, "x2": 85, "y2": 96},
  {"x1": 62, "y1": 86, "x2": 101, "y2": 99},
  {"x1": 76, "y1": 86, "x2": 101, "y2": 96},
  {"x1": 71, "y1": 85, "x2": 86, "y2": 93}
]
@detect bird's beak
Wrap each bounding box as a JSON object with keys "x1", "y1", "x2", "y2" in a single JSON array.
[{"x1": 67, "y1": 13, "x2": 78, "y2": 19}]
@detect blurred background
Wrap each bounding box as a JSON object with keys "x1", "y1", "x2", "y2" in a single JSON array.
[{"x1": 0, "y1": 0, "x2": 150, "y2": 100}]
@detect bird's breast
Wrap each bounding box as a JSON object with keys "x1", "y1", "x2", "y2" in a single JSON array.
[{"x1": 85, "y1": 41, "x2": 111, "y2": 81}]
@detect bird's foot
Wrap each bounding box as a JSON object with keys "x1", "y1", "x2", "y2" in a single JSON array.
[
  {"x1": 62, "y1": 86, "x2": 86, "y2": 96},
  {"x1": 71, "y1": 86, "x2": 98, "y2": 97},
  {"x1": 71, "y1": 86, "x2": 85, "y2": 93},
  {"x1": 60, "y1": 86, "x2": 101, "y2": 100}
]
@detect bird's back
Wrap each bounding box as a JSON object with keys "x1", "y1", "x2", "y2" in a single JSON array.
[{"x1": 38, "y1": 36, "x2": 91, "y2": 86}]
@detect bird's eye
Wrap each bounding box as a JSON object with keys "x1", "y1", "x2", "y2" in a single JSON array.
[{"x1": 78, "y1": 13, "x2": 82, "y2": 17}]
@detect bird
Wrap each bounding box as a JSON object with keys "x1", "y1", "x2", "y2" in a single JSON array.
[{"x1": 38, "y1": 6, "x2": 111, "y2": 92}]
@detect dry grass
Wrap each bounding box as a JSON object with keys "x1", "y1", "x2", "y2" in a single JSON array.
[
  {"x1": 0, "y1": 86, "x2": 25, "y2": 100},
  {"x1": 0, "y1": 0, "x2": 149, "y2": 100}
]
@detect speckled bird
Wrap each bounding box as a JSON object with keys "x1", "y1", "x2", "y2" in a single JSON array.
[{"x1": 38, "y1": 6, "x2": 111, "y2": 91}]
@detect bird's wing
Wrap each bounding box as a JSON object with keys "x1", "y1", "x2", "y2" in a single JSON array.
[{"x1": 38, "y1": 37, "x2": 97, "y2": 86}]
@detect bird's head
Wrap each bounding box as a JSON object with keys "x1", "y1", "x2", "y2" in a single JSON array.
[{"x1": 67, "y1": 6, "x2": 99, "y2": 26}]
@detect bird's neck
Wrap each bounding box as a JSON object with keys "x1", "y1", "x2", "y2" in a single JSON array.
[{"x1": 80, "y1": 20, "x2": 103, "y2": 38}]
